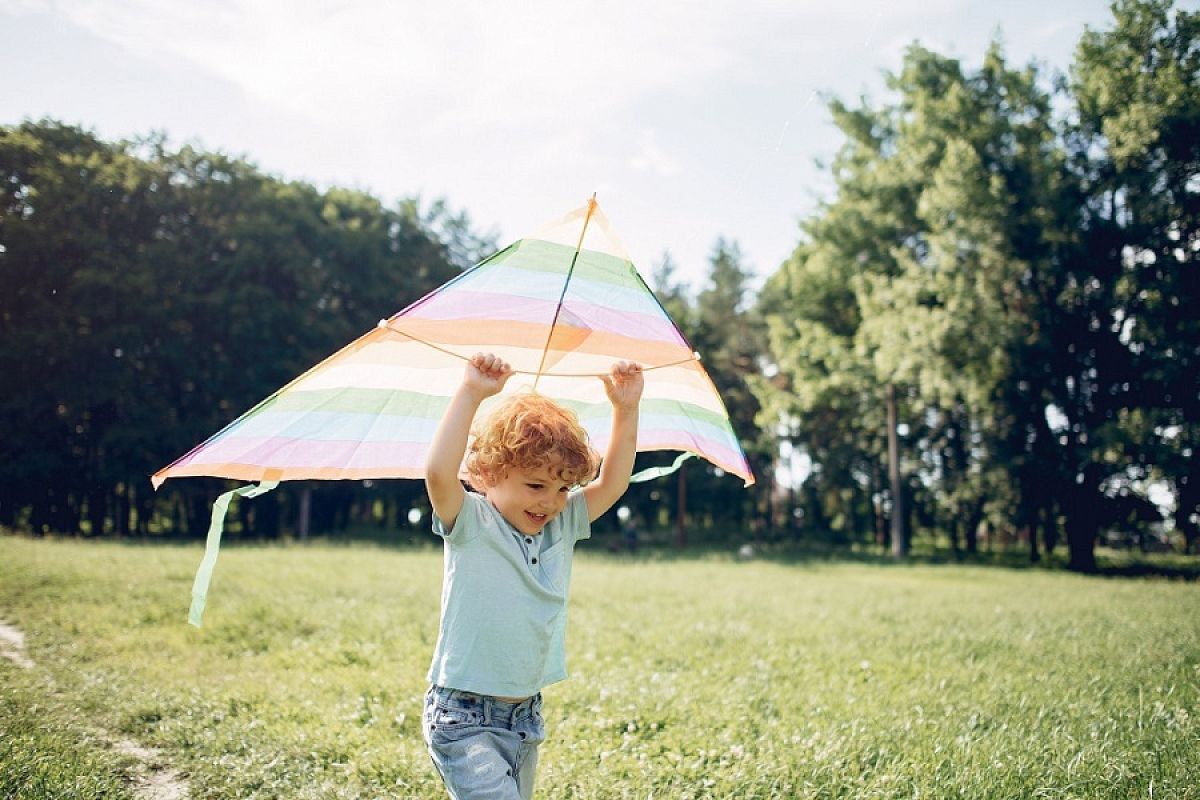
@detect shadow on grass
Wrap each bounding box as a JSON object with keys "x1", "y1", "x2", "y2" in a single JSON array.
[
  {"x1": 5, "y1": 525, "x2": 1197, "y2": 580},
  {"x1": 577, "y1": 533, "x2": 1200, "y2": 581},
  {"x1": 1093, "y1": 558, "x2": 1200, "y2": 581}
]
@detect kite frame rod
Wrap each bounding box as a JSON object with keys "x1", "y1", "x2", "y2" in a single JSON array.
[{"x1": 531, "y1": 194, "x2": 597, "y2": 391}]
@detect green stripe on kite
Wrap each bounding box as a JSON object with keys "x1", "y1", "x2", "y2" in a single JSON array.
[{"x1": 264, "y1": 388, "x2": 452, "y2": 418}]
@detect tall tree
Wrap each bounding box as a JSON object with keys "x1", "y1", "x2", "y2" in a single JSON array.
[
  {"x1": 757, "y1": 42, "x2": 1069, "y2": 559},
  {"x1": 688, "y1": 239, "x2": 772, "y2": 533},
  {"x1": 1064, "y1": 0, "x2": 1200, "y2": 559}
]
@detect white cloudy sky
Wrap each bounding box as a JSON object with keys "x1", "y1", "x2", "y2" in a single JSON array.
[{"x1": 4, "y1": 0, "x2": 1116, "y2": 288}]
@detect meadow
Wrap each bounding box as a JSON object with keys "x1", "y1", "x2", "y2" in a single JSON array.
[{"x1": 1, "y1": 534, "x2": 1197, "y2": 799}]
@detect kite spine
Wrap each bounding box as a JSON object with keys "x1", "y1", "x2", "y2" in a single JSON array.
[{"x1": 532, "y1": 194, "x2": 597, "y2": 391}]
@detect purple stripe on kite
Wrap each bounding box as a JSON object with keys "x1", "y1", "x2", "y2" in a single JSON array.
[
  {"x1": 173, "y1": 431, "x2": 747, "y2": 477},
  {"x1": 635, "y1": 428, "x2": 750, "y2": 473},
  {"x1": 174, "y1": 437, "x2": 429, "y2": 470},
  {"x1": 406, "y1": 291, "x2": 684, "y2": 344}
]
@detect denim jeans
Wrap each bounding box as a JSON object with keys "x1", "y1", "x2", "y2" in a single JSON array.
[{"x1": 423, "y1": 685, "x2": 546, "y2": 799}]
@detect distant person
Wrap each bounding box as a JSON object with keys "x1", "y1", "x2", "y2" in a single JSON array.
[
  {"x1": 423, "y1": 352, "x2": 643, "y2": 799},
  {"x1": 622, "y1": 515, "x2": 639, "y2": 553}
]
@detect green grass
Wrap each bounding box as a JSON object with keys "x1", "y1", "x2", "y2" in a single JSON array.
[{"x1": 1, "y1": 535, "x2": 1197, "y2": 799}]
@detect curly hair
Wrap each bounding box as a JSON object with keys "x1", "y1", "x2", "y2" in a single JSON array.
[{"x1": 466, "y1": 393, "x2": 600, "y2": 490}]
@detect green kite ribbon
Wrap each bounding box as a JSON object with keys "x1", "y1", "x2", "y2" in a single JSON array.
[
  {"x1": 189, "y1": 481, "x2": 279, "y2": 627},
  {"x1": 629, "y1": 452, "x2": 696, "y2": 483}
]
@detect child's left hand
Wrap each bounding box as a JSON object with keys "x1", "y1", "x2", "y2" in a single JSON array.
[{"x1": 600, "y1": 361, "x2": 644, "y2": 411}]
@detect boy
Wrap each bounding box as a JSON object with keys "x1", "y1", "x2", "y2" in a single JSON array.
[{"x1": 423, "y1": 352, "x2": 644, "y2": 799}]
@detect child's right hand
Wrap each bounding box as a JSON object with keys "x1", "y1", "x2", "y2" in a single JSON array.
[{"x1": 464, "y1": 353, "x2": 514, "y2": 398}]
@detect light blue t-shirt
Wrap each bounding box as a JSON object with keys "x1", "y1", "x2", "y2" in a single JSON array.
[{"x1": 426, "y1": 490, "x2": 591, "y2": 698}]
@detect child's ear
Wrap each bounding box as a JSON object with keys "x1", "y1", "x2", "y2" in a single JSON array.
[{"x1": 476, "y1": 467, "x2": 502, "y2": 489}]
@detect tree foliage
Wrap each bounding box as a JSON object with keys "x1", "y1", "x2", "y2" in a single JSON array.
[
  {"x1": 0, "y1": 120, "x2": 483, "y2": 537},
  {"x1": 2, "y1": 0, "x2": 1195, "y2": 565},
  {"x1": 1064, "y1": 0, "x2": 1200, "y2": 559},
  {"x1": 756, "y1": 0, "x2": 1199, "y2": 567},
  {"x1": 619, "y1": 245, "x2": 771, "y2": 543}
]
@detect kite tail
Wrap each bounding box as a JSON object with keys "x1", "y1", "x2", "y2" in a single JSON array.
[
  {"x1": 628, "y1": 452, "x2": 695, "y2": 483},
  {"x1": 189, "y1": 481, "x2": 279, "y2": 627}
]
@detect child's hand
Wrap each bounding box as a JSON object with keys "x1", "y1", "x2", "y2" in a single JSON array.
[
  {"x1": 600, "y1": 361, "x2": 644, "y2": 412},
  {"x1": 464, "y1": 353, "x2": 514, "y2": 399}
]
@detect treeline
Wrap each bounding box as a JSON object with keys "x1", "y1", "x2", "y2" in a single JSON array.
[
  {"x1": 0, "y1": 118, "x2": 766, "y2": 545},
  {"x1": 0, "y1": 121, "x2": 494, "y2": 539},
  {"x1": 1, "y1": 1, "x2": 1196, "y2": 572},
  {"x1": 753, "y1": 0, "x2": 1198, "y2": 570}
]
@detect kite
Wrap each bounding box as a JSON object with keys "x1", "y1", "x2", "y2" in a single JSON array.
[{"x1": 154, "y1": 197, "x2": 754, "y2": 624}]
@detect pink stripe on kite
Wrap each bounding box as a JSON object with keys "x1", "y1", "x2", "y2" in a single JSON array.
[{"x1": 635, "y1": 428, "x2": 750, "y2": 476}]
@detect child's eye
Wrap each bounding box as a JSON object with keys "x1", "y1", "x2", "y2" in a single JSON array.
[
  {"x1": 558, "y1": 486, "x2": 569, "y2": 493},
  {"x1": 526, "y1": 483, "x2": 543, "y2": 490}
]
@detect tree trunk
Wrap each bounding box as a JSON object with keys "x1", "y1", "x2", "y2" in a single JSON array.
[
  {"x1": 874, "y1": 494, "x2": 887, "y2": 549},
  {"x1": 1176, "y1": 475, "x2": 1199, "y2": 555},
  {"x1": 1066, "y1": 518, "x2": 1098, "y2": 572},
  {"x1": 765, "y1": 474, "x2": 776, "y2": 540},
  {"x1": 187, "y1": 492, "x2": 211, "y2": 539},
  {"x1": 965, "y1": 496, "x2": 984, "y2": 554},
  {"x1": 257, "y1": 491, "x2": 280, "y2": 539},
  {"x1": 887, "y1": 383, "x2": 906, "y2": 559},
  {"x1": 298, "y1": 486, "x2": 312, "y2": 540},
  {"x1": 0, "y1": 485, "x2": 15, "y2": 527},
  {"x1": 676, "y1": 462, "x2": 688, "y2": 549},
  {"x1": 238, "y1": 495, "x2": 252, "y2": 537},
  {"x1": 135, "y1": 485, "x2": 153, "y2": 536},
  {"x1": 1041, "y1": 496, "x2": 1059, "y2": 554},
  {"x1": 1065, "y1": 484, "x2": 1099, "y2": 572},
  {"x1": 114, "y1": 485, "x2": 131, "y2": 537},
  {"x1": 87, "y1": 489, "x2": 106, "y2": 537}
]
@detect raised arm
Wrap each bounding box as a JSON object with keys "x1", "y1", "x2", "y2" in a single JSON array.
[
  {"x1": 425, "y1": 353, "x2": 513, "y2": 530},
  {"x1": 584, "y1": 361, "x2": 644, "y2": 522}
]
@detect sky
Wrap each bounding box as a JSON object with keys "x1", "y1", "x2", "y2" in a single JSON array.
[{"x1": 4, "y1": 0, "x2": 1121, "y2": 290}]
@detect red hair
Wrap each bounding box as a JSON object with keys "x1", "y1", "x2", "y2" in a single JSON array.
[{"x1": 466, "y1": 393, "x2": 599, "y2": 490}]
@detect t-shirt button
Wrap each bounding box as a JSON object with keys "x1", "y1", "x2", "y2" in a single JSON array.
[
  {"x1": 525, "y1": 537, "x2": 533, "y2": 544},
  {"x1": 531, "y1": 557, "x2": 538, "y2": 564}
]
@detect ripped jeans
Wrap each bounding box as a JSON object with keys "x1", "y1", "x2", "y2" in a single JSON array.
[{"x1": 423, "y1": 685, "x2": 546, "y2": 799}]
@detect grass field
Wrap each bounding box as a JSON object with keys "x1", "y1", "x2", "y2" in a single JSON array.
[{"x1": 1, "y1": 534, "x2": 1197, "y2": 799}]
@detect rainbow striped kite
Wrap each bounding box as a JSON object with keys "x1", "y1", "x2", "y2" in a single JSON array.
[
  {"x1": 153, "y1": 198, "x2": 754, "y2": 490},
  {"x1": 158, "y1": 198, "x2": 753, "y2": 624}
]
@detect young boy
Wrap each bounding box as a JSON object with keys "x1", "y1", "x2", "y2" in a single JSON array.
[{"x1": 423, "y1": 351, "x2": 644, "y2": 799}]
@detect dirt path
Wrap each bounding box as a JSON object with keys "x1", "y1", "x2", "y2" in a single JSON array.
[
  {"x1": 0, "y1": 619, "x2": 34, "y2": 669},
  {"x1": 112, "y1": 738, "x2": 190, "y2": 800},
  {"x1": 0, "y1": 617, "x2": 189, "y2": 800}
]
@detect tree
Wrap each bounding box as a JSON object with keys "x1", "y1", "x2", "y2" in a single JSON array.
[
  {"x1": 624, "y1": 252, "x2": 697, "y2": 543},
  {"x1": 757, "y1": 42, "x2": 1070, "y2": 560},
  {"x1": 0, "y1": 120, "x2": 478, "y2": 537},
  {"x1": 0, "y1": 121, "x2": 172, "y2": 534},
  {"x1": 687, "y1": 240, "x2": 771, "y2": 532},
  {"x1": 1064, "y1": 0, "x2": 1200, "y2": 559}
]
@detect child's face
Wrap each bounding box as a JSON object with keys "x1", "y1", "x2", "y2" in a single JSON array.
[{"x1": 485, "y1": 464, "x2": 572, "y2": 535}]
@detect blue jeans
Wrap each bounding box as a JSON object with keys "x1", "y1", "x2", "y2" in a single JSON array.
[{"x1": 423, "y1": 686, "x2": 546, "y2": 799}]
